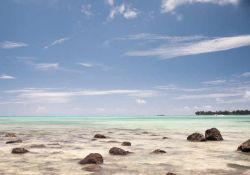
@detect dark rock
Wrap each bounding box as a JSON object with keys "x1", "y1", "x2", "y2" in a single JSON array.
[
  {"x1": 79, "y1": 153, "x2": 104, "y2": 164},
  {"x1": 11, "y1": 148, "x2": 29, "y2": 154},
  {"x1": 152, "y1": 149, "x2": 166, "y2": 154},
  {"x1": 109, "y1": 147, "x2": 130, "y2": 155},
  {"x1": 187, "y1": 133, "x2": 206, "y2": 142},
  {"x1": 30, "y1": 144, "x2": 46, "y2": 148},
  {"x1": 162, "y1": 137, "x2": 170, "y2": 139},
  {"x1": 6, "y1": 139, "x2": 22, "y2": 144},
  {"x1": 121, "y1": 141, "x2": 131, "y2": 146},
  {"x1": 82, "y1": 164, "x2": 102, "y2": 172},
  {"x1": 166, "y1": 173, "x2": 176, "y2": 175},
  {"x1": 106, "y1": 140, "x2": 120, "y2": 143},
  {"x1": 94, "y1": 134, "x2": 106, "y2": 139},
  {"x1": 237, "y1": 139, "x2": 250, "y2": 152},
  {"x1": 205, "y1": 128, "x2": 223, "y2": 141},
  {"x1": 5, "y1": 133, "x2": 16, "y2": 137}
]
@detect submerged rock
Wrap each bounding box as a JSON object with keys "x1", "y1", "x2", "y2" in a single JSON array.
[
  {"x1": 121, "y1": 141, "x2": 131, "y2": 146},
  {"x1": 205, "y1": 128, "x2": 223, "y2": 141},
  {"x1": 79, "y1": 153, "x2": 104, "y2": 164},
  {"x1": 82, "y1": 164, "x2": 102, "y2": 172},
  {"x1": 11, "y1": 148, "x2": 29, "y2": 154},
  {"x1": 94, "y1": 134, "x2": 106, "y2": 139},
  {"x1": 6, "y1": 139, "x2": 22, "y2": 144},
  {"x1": 5, "y1": 133, "x2": 16, "y2": 137},
  {"x1": 166, "y1": 173, "x2": 176, "y2": 175},
  {"x1": 30, "y1": 144, "x2": 46, "y2": 148},
  {"x1": 187, "y1": 133, "x2": 206, "y2": 142},
  {"x1": 237, "y1": 139, "x2": 250, "y2": 152},
  {"x1": 109, "y1": 147, "x2": 130, "y2": 155},
  {"x1": 152, "y1": 149, "x2": 166, "y2": 154}
]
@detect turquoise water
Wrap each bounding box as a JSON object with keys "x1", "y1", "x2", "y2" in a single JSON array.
[
  {"x1": 0, "y1": 115, "x2": 250, "y2": 130},
  {"x1": 0, "y1": 115, "x2": 250, "y2": 175}
]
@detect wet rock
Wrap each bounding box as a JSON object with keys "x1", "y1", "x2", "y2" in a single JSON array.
[
  {"x1": 109, "y1": 147, "x2": 130, "y2": 155},
  {"x1": 30, "y1": 144, "x2": 46, "y2": 148},
  {"x1": 6, "y1": 139, "x2": 22, "y2": 144},
  {"x1": 82, "y1": 164, "x2": 102, "y2": 172},
  {"x1": 121, "y1": 141, "x2": 131, "y2": 146},
  {"x1": 187, "y1": 133, "x2": 206, "y2": 142},
  {"x1": 5, "y1": 133, "x2": 16, "y2": 137},
  {"x1": 94, "y1": 134, "x2": 106, "y2": 139},
  {"x1": 11, "y1": 148, "x2": 29, "y2": 154},
  {"x1": 152, "y1": 149, "x2": 166, "y2": 154},
  {"x1": 205, "y1": 128, "x2": 223, "y2": 141},
  {"x1": 106, "y1": 140, "x2": 120, "y2": 143},
  {"x1": 166, "y1": 173, "x2": 176, "y2": 175},
  {"x1": 79, "y1": 153, "x2": 104, "y2": 164},
  {"x1": 237, "y1": 139, "x2": 250, "y2": 152}
]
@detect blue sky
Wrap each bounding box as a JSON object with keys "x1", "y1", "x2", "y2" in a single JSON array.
[{"x1": 0, "y1": 0, "x2": 250, "y2": 115}]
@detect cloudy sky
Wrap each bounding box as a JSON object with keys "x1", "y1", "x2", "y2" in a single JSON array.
[{"x1": 0, "y1": 0, "x2": 250, "y2": 116}]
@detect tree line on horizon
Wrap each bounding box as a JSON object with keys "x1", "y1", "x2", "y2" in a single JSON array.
[{"x1": 195, "y1": 110, "x2": 250, "y2": 115}]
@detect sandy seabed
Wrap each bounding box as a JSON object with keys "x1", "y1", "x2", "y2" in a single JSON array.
[{"x1": 0, "y1": 116, "x2": 250, "y2": 175}]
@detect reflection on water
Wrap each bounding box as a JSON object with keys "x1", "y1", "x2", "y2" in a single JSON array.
[{"x1": 0, "y1": 115, "x2": 250, "y2": 175}]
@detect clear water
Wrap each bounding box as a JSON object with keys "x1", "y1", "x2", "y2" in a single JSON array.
[{"x1": 0, "y1": 115, "x2": 249, "y2": 175}]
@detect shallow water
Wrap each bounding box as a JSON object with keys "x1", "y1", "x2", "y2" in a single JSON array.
[{"x1": 0, "y1": 115, "x2": 249, "y2": 175}]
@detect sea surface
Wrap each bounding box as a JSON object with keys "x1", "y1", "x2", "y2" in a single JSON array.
[{"x1": 0, "y1": 115, "x2": 250, "y2": 175}]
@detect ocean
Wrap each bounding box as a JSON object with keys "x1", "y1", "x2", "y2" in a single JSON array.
[{"x1": 0, "y1": 115, "x2": 249, "y2": 175}]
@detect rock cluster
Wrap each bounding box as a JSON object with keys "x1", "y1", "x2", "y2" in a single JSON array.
[{"x1": 187, "y1": 128, "x2": 223, "y2": 142}]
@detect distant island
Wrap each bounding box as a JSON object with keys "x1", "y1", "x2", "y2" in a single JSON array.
[{"x1": 195, "y1": 110, "x2": 250, "y2": 115}]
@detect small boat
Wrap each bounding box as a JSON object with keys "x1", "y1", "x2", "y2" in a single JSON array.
[{"x1": 214, "y1": 114, "x2": 224, "y2": 117}]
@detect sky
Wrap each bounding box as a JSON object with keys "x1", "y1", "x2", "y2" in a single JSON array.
[{"x1": 0, "y1": 0, "x2": 250, "y2": 116}]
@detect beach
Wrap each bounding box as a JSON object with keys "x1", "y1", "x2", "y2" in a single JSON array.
[{"x1": 0, "y1": 115, "x2": 250, "y2": 175}]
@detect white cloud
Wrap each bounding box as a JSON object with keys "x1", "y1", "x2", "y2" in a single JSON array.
[
  {"x1": 78, "y1": 63, "x2": 93, "y2": 68},
  {"x1": 123, "y1": 8, "x2": 138, "y2": 19},
  {"x1": 45, "y1": 37, "x2": 70, "y2": 49},
  {"x1": 0, "y1": 101, "x2": 25, "y2": 105},
  {"x1": 7, "y1": 88, "x2": 157, "y2": 104},
  {"x1": 77, "y1": 62, "x2": 109, "y2": 71},
  {"x1": 244, "y1": 91, "x2": 250, "y2": 98},
  {"x1": 0, "y1": 41, "x2": 28, "y2": 49},
  {"x1": 81, "y1": 4, "x2": 92, "y2": 17},
  {"x1": 116, "y1": 33, "x2": 206, "y2": 41},
  {"x1": 175, "y1": 92, "x2": 241, "y2": 100},
  {"x1": 161, "y1": 0, "x2": 239, "y2": 13},
  {"x1": 108, "y1": 4, "x2": 138, "y2": 20},
  {"x1": 106, "y1": 0, "x2": 114, "y2": 6},
  {"x1": 36, "y1": 63, "x2": 59, "y2": 70},
  {"x1": 126, "y1": 35, "x2": 250, "y2": 59},
  {"x1": 240, "y1": 72, "x2": 250, "y2": 77},
  {"x1": 136, "y1": 99, "x2": 146, "y2": 104},
  {"x1": 51, "y1": 37, "x2": 70, "y2": 46},
  {"x1": 0, "y1": 74, "x2": 16, "y2": 80},
  {"x1": 202, "y1": 79, "x2": 226, "y2": 85}
]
